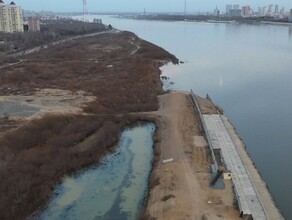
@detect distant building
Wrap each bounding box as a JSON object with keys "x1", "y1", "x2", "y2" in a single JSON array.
[
  {"x1": 275, "y1": 5, "x2": 279, "y2": 15},
  {"x1": 226, "y1": 4, "x2": 242, "y2": 17},
  {"x1": 213, "y1": 7, "x2": 220, "y2": 17},
  {"x1": 229, "y1": 9, "x2": 241, "y2": 17},
  {"x1": 289, "y1": 9, "x2": 292, "y2": 22},
  {"x1": 0, "y1": 0, "x2": 23, "y2": 33},
  {"x1": 23, "y1": 10, "x2": 38, "y2": 18},
  {"x1": 38, "y1": 10, "x2": 55, "y2": 20},
  {"x1": 93, "y1": 18, "x2": 102, "y2": 24},
  {"x1": 262, "y1": 6, "x2": 267, "y2": 16},
  {"x1": 267, "y1": 4, "x2": 273, "y2": 16},
  {"x1": 233, "y1": 4, "x2": 240, "y2": 10},
  {"x1": 27, "y1": 17, "x2": 40, "y2": 31},
  {"x1": 0, "y1": 0, "x2": 9, "y2": 32},
  {"x1": 226, "y1": 4, "x2": 232, "y2": 15},
  {"x1": 258, "y1": 7, "x2": 262, "y2": 16},
  {"x1": 242, "y1": 5, "x2": 252, "y2": 17},
  {"x1": 279, "y1": 7, "x2": 285, "y2": 16}
]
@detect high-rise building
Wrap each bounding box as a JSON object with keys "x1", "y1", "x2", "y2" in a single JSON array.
[
  {"x1": 262, "y1": 6, "x2": 267, "y2": 16},
  {"x1": 242, "y1": 5, "x2": 252, "y2": 16},
  {"x1": 214, "y1": 6, "x2": 220, "y2": 17},
  {"x1": 27, "y1": 17, "x2": 40, "y2": 32},
  {"x1": 226, "y1": 4, "x2": 241, "y2": 17},
  {"x1": 258, "y1": 7, "x2": 262, "y2": 16},
  {"x1": 267, "y1": 4, "x2": 273, "y2": 16},
  {"x1": 0, "y1": 1, "x2": 23, "y2": 33},
  {"x1": 275, "y1": 5, "x2": 279, "y2": 15},
  {"x1": 280, "y1": 7, "x2": 285, "y2": 15},
  {"x1": 289, "y1": 9, "x2": 292, "y2": 22},
  {"x1": 229, "y1": 9, "x2": 241, "y2": 17},
  {"x1": 226, "y1": 4, "x2": 232, "y2": 15},
  {"x1": 233, "y1": 4, "x2": 240, "y2": 10},
  {"x1": 0, "y1": 0, "x2": 9, "y2": 32}
]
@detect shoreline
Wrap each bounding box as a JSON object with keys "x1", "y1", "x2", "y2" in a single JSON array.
[
  {"x1": 121, "y1": 15, "x2": 292, "y2": 27},
  {"x1": 144, "y1": 91, "x2": 283, "y2": 219},
  {"x1": 144, "y1": 92, "x2": 239, "y2": 219},
  {"x1": 0, "y1": 29, "x2": 177, "y2": 220},
  {"x1": 0, "y1": 25, "x2": 284, "y2": 219},
  {"x1": 221, "y1": 115, "x2": 284, "y2": 219}
]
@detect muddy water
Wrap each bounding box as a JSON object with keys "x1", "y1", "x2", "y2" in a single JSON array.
[
  {"x1": 0, "y1": 100, "x2": 39, "y2": 117},
  {"x1": 39, "y1": 123, "x2": 155, "y2": 220}
]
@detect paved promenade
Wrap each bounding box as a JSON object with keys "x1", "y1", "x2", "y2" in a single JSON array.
[
  {"x1": 191, "y1": 91, "x2": 283, "y2": 220},
  {"x1": 203, "y1": 114, "x2": 267, "y2": 219},
  {"x1": 221, "y1": 115, "x2": 284, "y2": 220}
]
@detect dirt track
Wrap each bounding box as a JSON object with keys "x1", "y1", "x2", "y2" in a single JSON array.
[{"x1": 146, "y1": 92, "x2": 241, "y2": 220}]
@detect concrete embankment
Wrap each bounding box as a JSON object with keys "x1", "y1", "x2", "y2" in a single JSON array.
[
  {"x1": 221, "y1": 116, "x2": 284, "y2": 220},
  {"x1": 191, "y1": 91, "x2": 283, "y2": 220}
]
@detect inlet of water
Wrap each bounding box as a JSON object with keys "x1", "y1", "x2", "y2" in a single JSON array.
[{"x1": 38, "y1": 123, "x2": 155, "y2": 220}]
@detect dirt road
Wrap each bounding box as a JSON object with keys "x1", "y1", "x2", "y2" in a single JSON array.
[{"x1": 146, "y1": 92, "x2": 240, "y2": 220}]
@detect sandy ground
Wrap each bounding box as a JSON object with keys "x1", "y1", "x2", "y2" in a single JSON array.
[
  {"x1": 0, "y1": 89, "x2": 95, "y2": 119},
  {"x1": 0, "y1": 89, "x2": 96, "y2": 137},
  {"x1": 146, "y1": 92, "x2": 241, "y2": 220}
]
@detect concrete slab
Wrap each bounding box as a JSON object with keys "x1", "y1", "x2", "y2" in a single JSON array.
[{"x1": 203, "y1": 114, "x2": 267, "y2": 220}]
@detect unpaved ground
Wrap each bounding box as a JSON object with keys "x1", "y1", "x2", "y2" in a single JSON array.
[
  {"x1": 0, "y1": 89, "x2": 95, "y2": 136},
  {"x1": 0, "y1": 89, "x2": 95, "y2": 119},
  {"x1": 146, "y1": 92, "x2": 240, "y2": 220}
]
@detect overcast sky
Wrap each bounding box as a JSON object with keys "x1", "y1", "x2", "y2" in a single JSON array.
[{"x1": 9, "y1": 0, "x2": 292, "y2": 13}]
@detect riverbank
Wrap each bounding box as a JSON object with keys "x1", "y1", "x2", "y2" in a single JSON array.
[
  {"x1": 0, "y1": 23, "x2": 285, "y2": 219},
  {"x1": 143, "y1": 91, "x2": 283, "y2": 219},
  {"x1": 221, "y1": 116, "x2": 283, "y2": 219},
  {"x1": 144, "y1": 92, "x2": 240, "y2": 219},
  {"x1": 0, "y1": 30, "x2": 177, "y2": 220}
]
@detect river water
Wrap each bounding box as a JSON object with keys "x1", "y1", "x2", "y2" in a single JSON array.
[
  {"x1": 83, "y1": 15, "x2": 292, "y2": 218},
  {"x1": 39, "y1": 123, "x2": 155, "y2": 220}
]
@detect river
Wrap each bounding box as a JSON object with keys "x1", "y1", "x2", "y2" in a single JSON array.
[{"x1": 82, "y1": 15, "x2": 292, "y2": 218}]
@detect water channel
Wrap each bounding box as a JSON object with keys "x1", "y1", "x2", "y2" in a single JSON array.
[
  {"x1": 86, "y1": 15, "x2": 292, "y2": 218},
  {"x1": 39, "y1": 123, "x2": 155, "y2": 220}
]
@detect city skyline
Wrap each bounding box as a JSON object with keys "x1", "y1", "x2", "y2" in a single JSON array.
[{"x1": 7, "y1": 0, "x2": 292, "y2": 13}]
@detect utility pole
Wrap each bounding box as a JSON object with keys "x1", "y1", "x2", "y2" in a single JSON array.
[
  {"x1": 83, "y1": 0, "x2": 88, "y2": 22},
  {"x1": 184, "y1": 0, "x2": 187, "y2": 16}
]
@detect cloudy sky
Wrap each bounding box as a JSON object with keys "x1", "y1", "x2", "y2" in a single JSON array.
[{"x1": 8, "y1": 0, "x2": 292, "y2": 13}]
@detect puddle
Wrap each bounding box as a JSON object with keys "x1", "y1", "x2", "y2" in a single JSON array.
[
  {"x1": 38, "y1": 123, "x2": 155, "y2": 220},
  {"x1": 0, "y1": 89, "x2": 96, "y2": 118},
  {"x1": 0, "y1": 100, "x2": 39, "y2": 117}
]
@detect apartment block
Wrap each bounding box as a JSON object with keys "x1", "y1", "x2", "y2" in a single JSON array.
[{"x1": 0, "y1": 0, "x2": 23, "y2": 33}]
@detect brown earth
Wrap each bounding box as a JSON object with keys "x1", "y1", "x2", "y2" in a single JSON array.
[
  {"x1": 0, "y1": 30, "x2": 177, "y2": 220},
  {"x1": 0, "y1": 28, "x2": 241, "y2": 220},
  {"x1": 144, "y1": 92, "x2": 241, "y2": 220}
]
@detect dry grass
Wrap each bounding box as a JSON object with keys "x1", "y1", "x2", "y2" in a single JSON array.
[
  {"x1": 0, "y1": 30, "x2": 177, "y2": 219},
  {"x1": 0, "y1": 114, "x2": 157, "y2": 220},
  {"x1": 1, "y1": 32, "x2": 177, "y2": 114}
]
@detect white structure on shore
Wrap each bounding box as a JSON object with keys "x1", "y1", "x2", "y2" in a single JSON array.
[
  {"x1": 289, "y1": 9, "x2": 292, "y2": 22},
  {"x1": 0, "y1": 0, "x2": 23, "y2": 33}
]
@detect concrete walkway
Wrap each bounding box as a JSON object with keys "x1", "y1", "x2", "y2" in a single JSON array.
[
  {"x1": 221, "y1": 115, "x2": 284, "y2": 220},
  {"x1": 202, "y1": 113, "x2": 283, "y2": 220},
  {"x1": 203, "y1": 114, "x2": 267, "y2": 219}
]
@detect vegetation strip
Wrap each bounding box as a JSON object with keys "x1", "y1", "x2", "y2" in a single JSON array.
[{"x1": 0, "y1": 23, "x2": 177, "y2": 220}]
